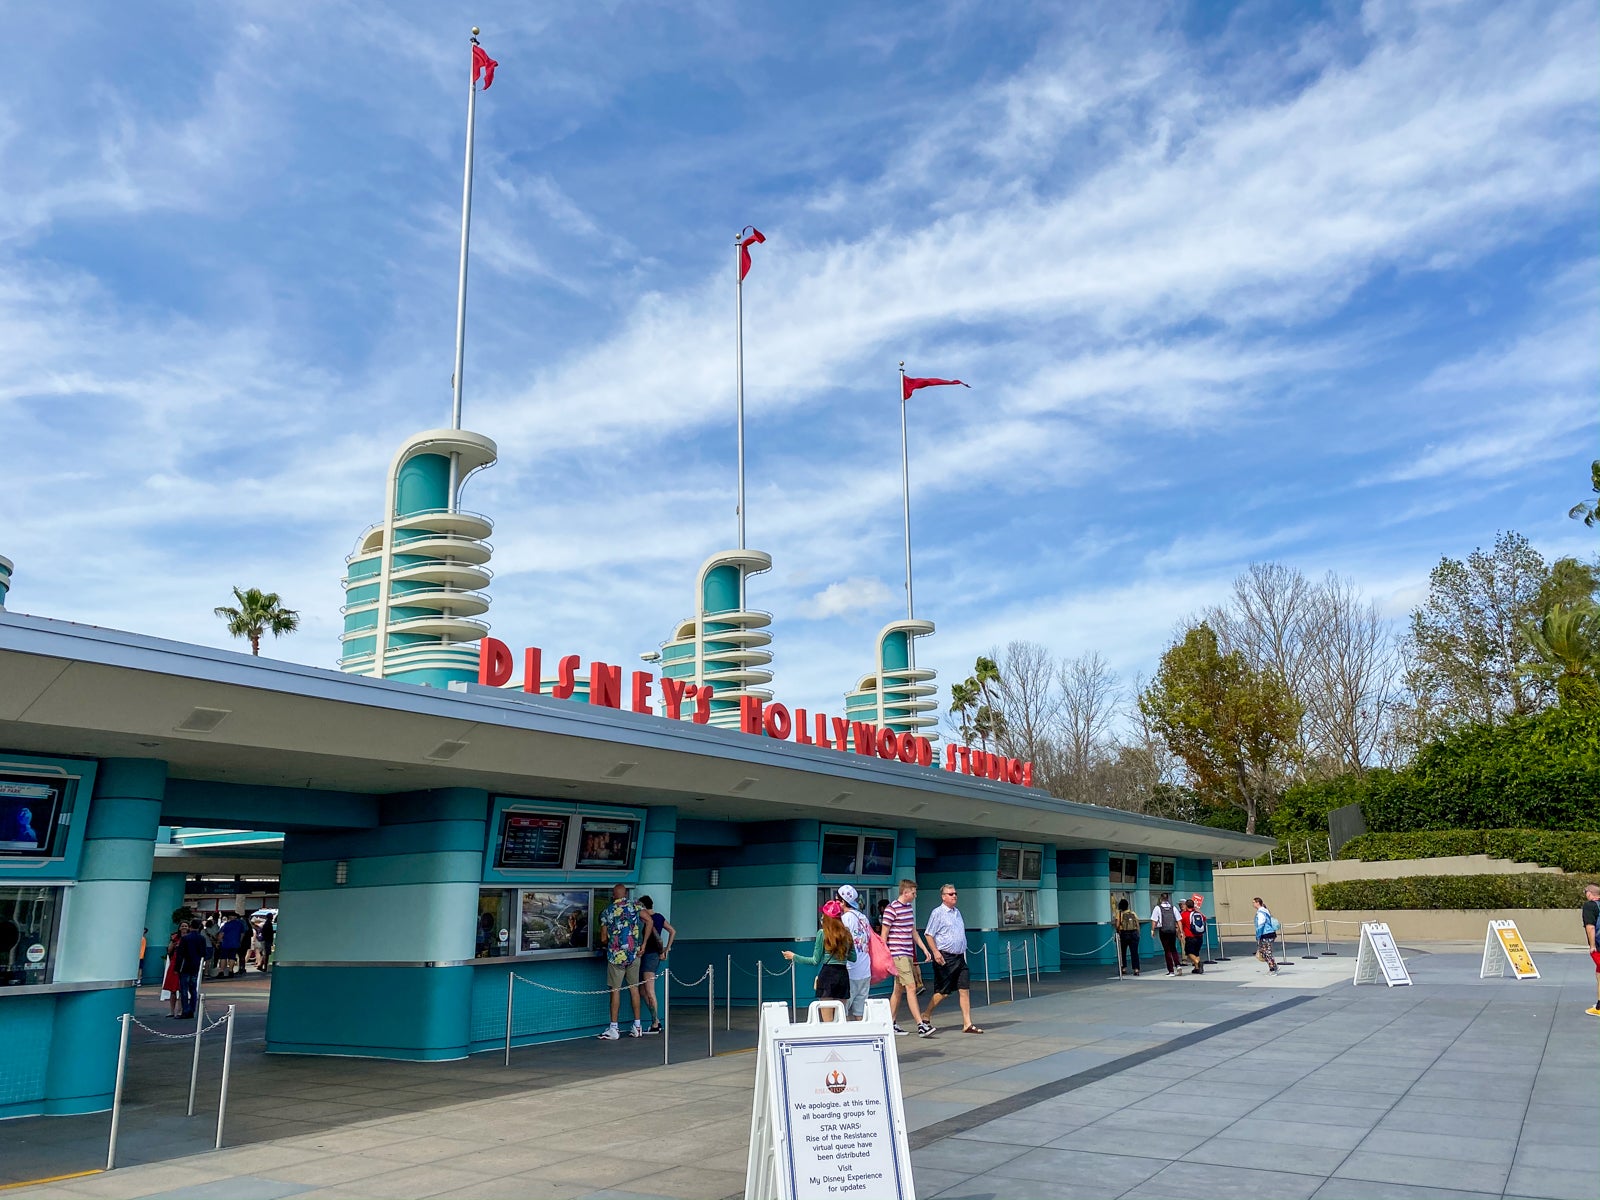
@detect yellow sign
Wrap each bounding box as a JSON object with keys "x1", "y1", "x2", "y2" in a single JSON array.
[
  {"x1": 1481, "y1": 919, "x2": 1540, "y2": 980},
  {"x1": 1494, "y1": 924, "x2": 1538, "y2": 978}
]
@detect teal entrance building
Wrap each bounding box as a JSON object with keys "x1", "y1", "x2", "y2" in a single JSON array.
[{"x1": 0, "y1": 610, "x2": 1267, "y2": 1119}]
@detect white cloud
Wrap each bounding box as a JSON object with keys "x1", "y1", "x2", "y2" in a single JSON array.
[{"x1": 801, "y1": 577, "x2": 897, "y2": 620}]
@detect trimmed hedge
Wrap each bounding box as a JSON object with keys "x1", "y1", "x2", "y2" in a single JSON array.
[
  {"x1": 1337, "y1": 830, "x2": 1600, "y2": 874},
  {"x1": 1313, "y1": 873, "x2": 1600, "y2": 911}
]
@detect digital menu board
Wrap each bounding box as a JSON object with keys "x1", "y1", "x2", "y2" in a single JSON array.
[
  {"x1": 496, "y1": 813, "x2": 569, "y2": 870},
  {"x1": 0, "y1": 775, "x2": 67, "y2": 858},
  {"x1": 997, "y1": 845, "x2": 1021, "y2": 881}
]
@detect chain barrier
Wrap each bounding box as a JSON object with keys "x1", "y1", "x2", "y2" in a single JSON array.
[
  {"x1": 124, "y1": 1014, "x2": 228, "y2": 1039},
  {"x1": 1058, "y1": 935, "x2": 1117, "y2": 957}
]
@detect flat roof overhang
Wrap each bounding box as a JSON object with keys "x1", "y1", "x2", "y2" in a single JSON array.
[{"x1": 0, "y1": 613, "x2": 1273, "y2": 860}]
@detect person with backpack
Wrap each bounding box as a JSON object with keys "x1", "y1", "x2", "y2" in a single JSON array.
[
  {"x1": 1252, "y1": 896, "x2": 1280, "y2": 974},
  {"x1": 1149, "y1": 892, "x2": 1182, "y2": 975},
  {"x1": 835, "y1": 885, "x2": 874, "y2": 1021},
  {"x1": 1184, "y1": 895, "x2": 1207, "y2": 974},
  {"x1": 1179, "y1": 900, "x2": 1204, "y2": 975},
  {"x1": 1114, "y1": 898, "x2": 1141, "y2": 976},
  {"x1": 784, "y1": 901, "x2": 856, "y2": 1022}
]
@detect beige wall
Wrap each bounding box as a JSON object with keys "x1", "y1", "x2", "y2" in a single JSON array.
[{"x1": 1214, "y1": 855, "x2": 1578, "y2": 944}]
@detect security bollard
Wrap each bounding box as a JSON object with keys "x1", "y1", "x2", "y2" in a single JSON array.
[{"x1": 707, "y1": 966, "x2": 715, "y2": 1059}]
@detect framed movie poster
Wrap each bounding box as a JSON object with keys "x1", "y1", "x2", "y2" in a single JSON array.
[
  {"x1": 519, "y1": 889, "x2": 592, "y2": 953},
  {"x1": 573, "y1": 818, "x2": 638, "y2": 871}
]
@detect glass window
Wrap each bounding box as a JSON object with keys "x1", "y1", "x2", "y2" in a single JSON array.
[
  {"x1": 1148, "y1": 858, "x2": 1175, "y2": 888},
  {"x1": 477, "y1": 888, "x2": 515, "y2": 958},
  {"x1": 998, "y1": 842, "x2": 1043, "y2": 883},
  {"x1": 816, "y1": 886, "x2": 892, "y2": 925},
  {"x1": 0, "y1": 885, "x2": 61, "y2": 986},
  {"x1": 997, "y1": 888, "x2": 1038, "y2": 928},
  {"x1": 1109, "y1": 855, "x2": 1139, "y2": 885}
]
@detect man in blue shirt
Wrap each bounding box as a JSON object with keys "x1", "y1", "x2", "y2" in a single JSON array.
[
  {"x1": 174, "y1": 920, "x2": 208, "y2": 1019},
  {"x1": 924, "y1": 884, "x2": 982, "y2": 1034}
]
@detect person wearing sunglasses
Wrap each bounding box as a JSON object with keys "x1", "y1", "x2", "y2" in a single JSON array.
[{"x1": 924, "y1": 886, "x2": 982, "y2": 1034}]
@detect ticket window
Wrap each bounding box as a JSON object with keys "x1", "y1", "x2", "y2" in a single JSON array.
[{"x1": 1108, "y1": 855, "x2": 1139, "y2": 923}]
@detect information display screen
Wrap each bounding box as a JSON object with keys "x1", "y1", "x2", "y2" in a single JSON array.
[
  {"x1": 997, "y1": 845, "x2": 1021, "y2": 881},
  {"x1": 574, "y1": 818, "x2": 637, "y2": 871},
  {"x1": 0, "y1": 775, "x2": 67, "y2": 857},
  {"x1": 496, "y1": 813, "x2": 569, "y2": 870}
]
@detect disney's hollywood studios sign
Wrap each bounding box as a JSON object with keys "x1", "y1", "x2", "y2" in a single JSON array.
[{"x1": 476, "y1": 638, "x2": 1034, "y2": 787}]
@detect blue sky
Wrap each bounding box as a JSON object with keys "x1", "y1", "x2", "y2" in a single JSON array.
[{"x1": 2, "y1": 0, "x2": 1595, "y2": 725}]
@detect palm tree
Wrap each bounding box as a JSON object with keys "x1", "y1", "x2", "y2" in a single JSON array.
[
  {"x1": 1569, "y1": 460, "x2": 1599, "y2": 528},
  {"x1": 949, "y1": 679, "x2": 979, "y2": 746},
  {"x1": 214, "y1": 587, "x2": 301, "y2": 656},
  {"x1": 1521, "y1": 604, "x2": 1599, "y2": 708}
]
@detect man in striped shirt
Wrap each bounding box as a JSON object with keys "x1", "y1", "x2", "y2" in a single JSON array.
[{"x1": 880, "y1": 879, "x2": 935, "y2": 1037}]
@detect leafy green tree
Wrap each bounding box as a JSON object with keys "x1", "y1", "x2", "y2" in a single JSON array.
[
  {"x1": 1138, "y1": 623, "x2": 1302, "y2": 834},
  {"x1": 1569, "y1": 459, "x2": 1600, "y2": 528},
  {"x1": 1403, "y1": 531, "x2": 1553, "y2": 732},
  {"x1": 214, "y1": 586, "x2": 300, "y2": 656}
]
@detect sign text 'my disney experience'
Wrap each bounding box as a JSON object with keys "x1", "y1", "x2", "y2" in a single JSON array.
[{"x1": 476, "y1": 638, "x2": 1033, "y2": 786}]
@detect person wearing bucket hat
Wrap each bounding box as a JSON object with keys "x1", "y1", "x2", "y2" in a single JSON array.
[
  {"x1": 783, "y1": 900, "x2": 856, "y2": 1022},
  {"x1": 835, "y1": 885, "x2": 873, "y2": 1020}
]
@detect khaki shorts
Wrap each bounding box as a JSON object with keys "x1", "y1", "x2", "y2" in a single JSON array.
[
  {"x1": 891, "y1": 955, "x2": 917, "y2": 989},
  {"x1": 606, "y1": 958, "x2": 641, "y2": 991}
]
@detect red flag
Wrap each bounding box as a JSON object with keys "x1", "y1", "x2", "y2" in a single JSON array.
[
  {"x1": 472, "y1": 43, "x2": 498, "y2": 90},
  {"x1": 738, "y1": 227, "x2": 765, "y2": 282},
  {"x1": 902, "y1": 376, "x2": 969, "y2": 401}
]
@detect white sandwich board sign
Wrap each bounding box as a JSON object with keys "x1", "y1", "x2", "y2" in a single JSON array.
[
  {"x1": 1479, "y1": 919, "x2": 1540, "y2": 980},
  {"x1": 746, "y1": 999, "x2": 914, "y2": 1200},
  {"x1": 1353, "y1": 921, "x2": 1412, "y2": 987}
]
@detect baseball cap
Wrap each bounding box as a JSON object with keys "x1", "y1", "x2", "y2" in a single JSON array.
[{"x1": 837, "y1": 884, "x2": 860, "y2": 909}]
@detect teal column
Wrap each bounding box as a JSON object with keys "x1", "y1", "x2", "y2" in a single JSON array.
[
  {"x1": 141, "y1": 872, "x2": 188, "y2": 985},
  {"x1": 45, "y1": 758, "x2": 165, "y2": 1115},
  {"x1": 267, "y1": 788, "x2": 488, "y2": 1061}
]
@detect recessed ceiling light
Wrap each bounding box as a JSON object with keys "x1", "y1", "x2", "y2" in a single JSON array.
[
  {"x1": 605, "y1": 762, "x2": 637, "y2": 778},
  {"x1": 731, "y1": 777, "x2": 758, "y2": 793},
  {"x1": 424, "y1": 740, "x2": 469, "y2": 761},
  {"x1": 908, "y1": 803, "x2": 925, "y2": 814},
  {"x1": 827, "y1": 792, "x2": 851, "y2": 806}
]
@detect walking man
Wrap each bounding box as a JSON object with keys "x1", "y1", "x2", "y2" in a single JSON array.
[
  {"x1": 836, "y1": 885, "x2": 873, "y2": 1021},
  {"x1": 1582, "y1": 882, "x2": 1599, "y2": 1017},
  {"x1": 175, "y1": 919, "x2": 208, "y2": 1019},
  {"x1": 596, "y1": 884, "x2": 646, "y2": 1040},
  {"x1": 1150, "y1": 892, "x2": 1182, "y2": 975},
  {"x1": 881, "y1": 879, "x2": 935, "y2": 1038},
  {"x1": 925, "y1": 884, "x2": 982, "y2": 1034}
]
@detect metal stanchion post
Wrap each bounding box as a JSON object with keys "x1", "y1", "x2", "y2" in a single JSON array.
[
  {"x1": 756, "y1": 963, "x2": 763, "y2": 1012},
  {"x1": 725, "y1": 954, "x2": 732, "y2": 1031},
  {"x1": 106, "y1": 1012, "x2": 132, "y2": 1170},
  {"x1": 1023, "y1": 942, "x2": 1032, "y2": 998},
  {"x1": 1033, "y1": 933, "x2": 1040, "y2": 982},
  {"x1": 1006, "y1": 943, "x2": 1014, "y2": 1003},
  {"x1": 707, "y1": 966, "x2": 715, "y2": 1058},
  {"x1": 186, "y1": 991, "x2": 205, "y2": 1117},
  {"x1": 214, "y1": 1006, "x2": 236, "y2": 1150},
  {"x1": 1322, "y1": 917, "x2": 1337, "y2": 955},
  {"x1": 1301, "y1": 922, "x2": 1317, "y2": 960},
  {"x1": 982, "y1": 945, "x2": 991, "y2": 1007},
  {"x1": 504, "y1": 973, "x2": 514, "y2": 1067},
  {"x1": 662, "y1": 969, "x2": 671, "y2": 1066},
  {"x1": 790, "y1": 963, "x2": 797, "y2": 1021}
]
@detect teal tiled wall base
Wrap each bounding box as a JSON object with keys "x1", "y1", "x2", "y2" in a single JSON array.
[
  {"x1": 1060, "y1": 922, "x2": 1117, "y2": 965},
  {"x1": 266, "y1": 965, "x2": 474, "y2": 1060},
  {"x1": 34, "y1": 986, "x2": 136, "y2": 1116},
  {"x1": 0, "y1": 994, "x2": 56, "y2": 1118}
]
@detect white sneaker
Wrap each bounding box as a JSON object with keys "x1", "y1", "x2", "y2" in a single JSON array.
[
  {"x1": 597, "y1": 1025, "x2": 620, "y2": 1040},
  {"x1": 629, "y1": 1023, "x2": 643, "y2": 1038},
  {"x1": 892, "y1": 1024, "x2": 908, "y2": 1036}
]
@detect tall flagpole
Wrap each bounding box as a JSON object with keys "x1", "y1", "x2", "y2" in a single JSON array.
[
  {"x1": 447, "y1": 27, "x2": 483, "y2": 512},
  {"x1": 735, "y1": 234, "x2": 746, "y2": 552},
  {"x1": 898, "y1": 362, "x2": 916, "y2": 670}
]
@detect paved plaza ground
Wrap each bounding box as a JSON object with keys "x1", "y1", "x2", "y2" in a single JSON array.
[{"x1": 5, "y1": 941, "x2": 1597, "y2": 1200}]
